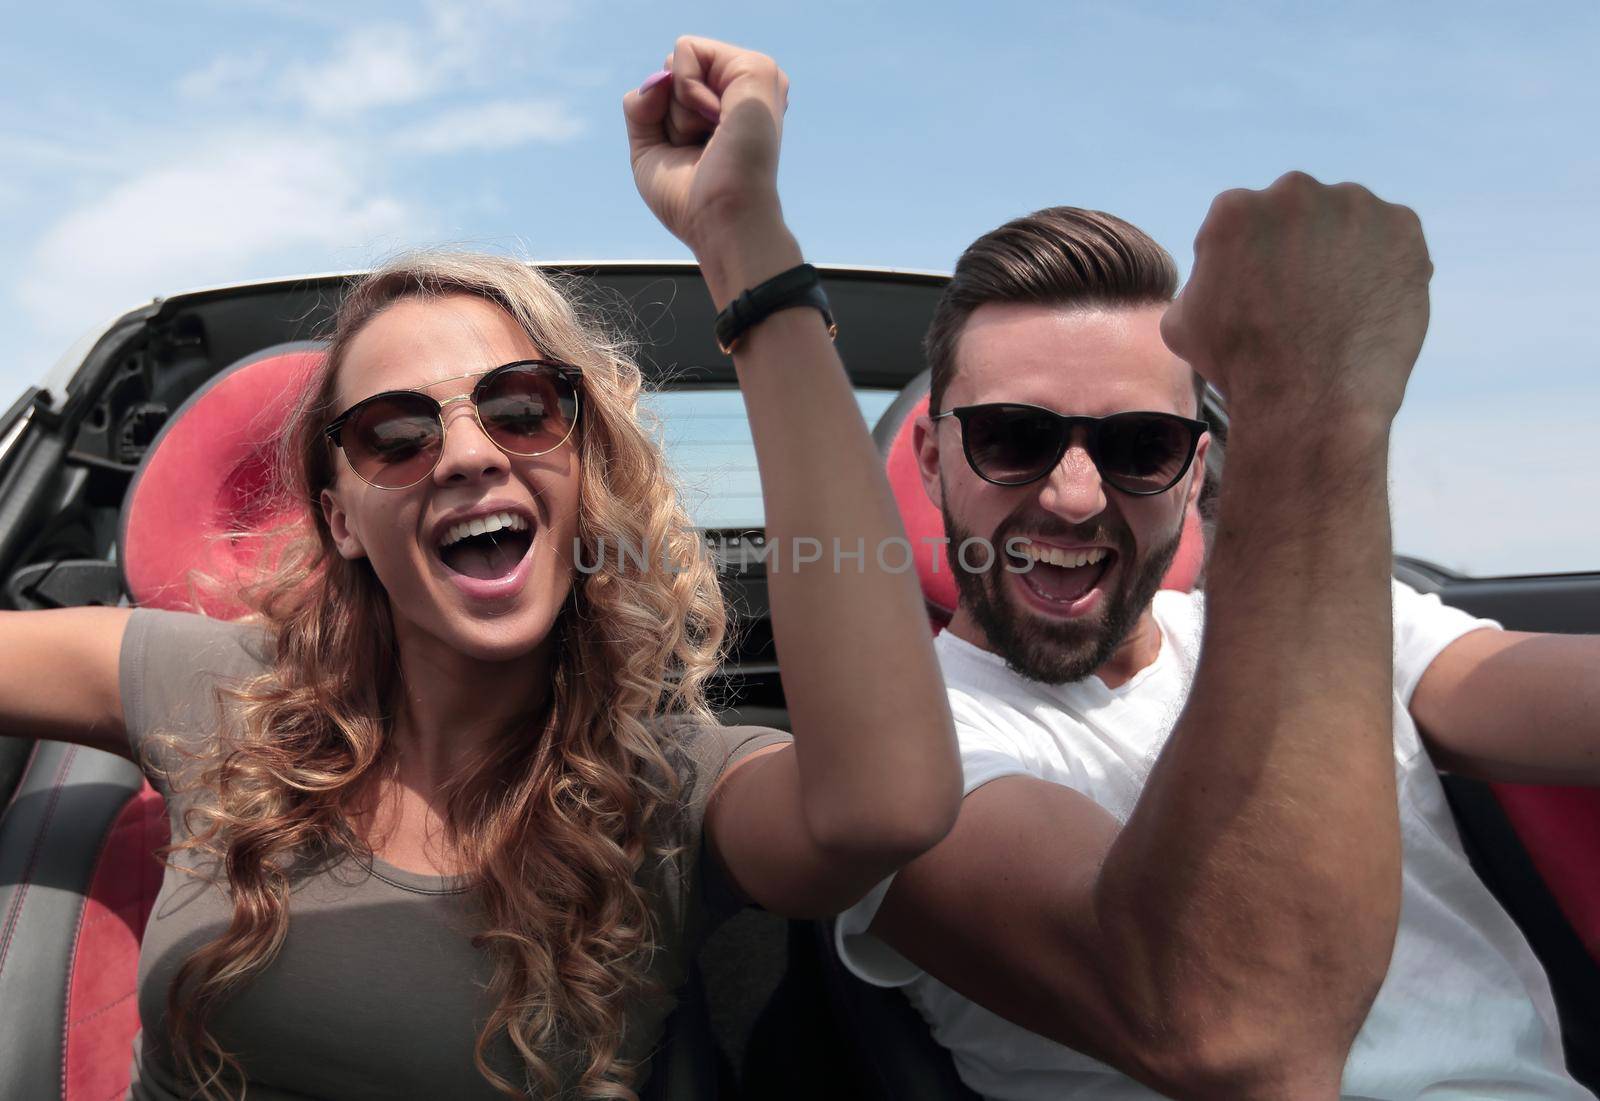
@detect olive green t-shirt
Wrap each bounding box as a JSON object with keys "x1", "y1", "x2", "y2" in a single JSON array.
[{"x1": 119, "y1": 608, "x2": 789, "y2": 1100}]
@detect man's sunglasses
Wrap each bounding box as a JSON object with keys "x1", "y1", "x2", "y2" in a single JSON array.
[
  {"x1": 324, "y1": 359, "x2": 582, "y2": 490},
  {"x1": 931, "y1": 404, "x2": 1207, "y2": 495}
]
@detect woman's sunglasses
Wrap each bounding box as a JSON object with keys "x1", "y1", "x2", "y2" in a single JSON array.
[
  {"x1": 931, "y1": 403, "x2": 1207, "y2": 495},
  {"x1": 324, "y1": 359, "x2": 582, "y2": 490}
]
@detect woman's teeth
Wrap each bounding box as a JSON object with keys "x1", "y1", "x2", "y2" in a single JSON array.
[
  {"x1": 439, "y1": 511, "x2": 528, "y2": 549},
  {"x1": 1017, "y1": 543, "x2": 1109, "y2": 569}
]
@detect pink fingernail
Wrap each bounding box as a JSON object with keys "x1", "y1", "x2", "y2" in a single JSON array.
[
  {"x1": 697, "y1": 105, "x2": 720, "y2": 124},
  {"x1": 639, "y1": 68, "x2": 671, "y2": 94}
]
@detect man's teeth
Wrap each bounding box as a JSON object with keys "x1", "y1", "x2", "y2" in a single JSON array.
[
  {"x1": 439, "y1": 511, "x2": 529, "y2": 549},
  {"x1": 1018, "y1": 543, "x2": 1109, "y2": 569}
]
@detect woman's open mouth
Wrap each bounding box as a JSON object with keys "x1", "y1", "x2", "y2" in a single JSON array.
[{"x1": 434, "y1": 510, "x2": 536, "y2": 599}]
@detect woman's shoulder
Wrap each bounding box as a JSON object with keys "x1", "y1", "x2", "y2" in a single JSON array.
[
  {"x1": 125, "y1": 605, "x2": 270, "y2": 651},
  {"x1": 121, "y1": 608, "x2": 274, "y2": 746},
  {"x1": 649, "y1": 715, "x2": 790, "y2": 812},
  {"x1": 641, "y1": 717, "x2": 791, "y2": 927}
]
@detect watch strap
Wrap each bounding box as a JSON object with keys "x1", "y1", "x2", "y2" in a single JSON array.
[{"x1": 714, "y1": 263, "x2": 838, "y2": 355}]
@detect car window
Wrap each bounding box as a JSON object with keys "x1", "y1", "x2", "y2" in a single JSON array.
[{"x1": 641, "y1": 388, "x2": 899, "y2": 529}]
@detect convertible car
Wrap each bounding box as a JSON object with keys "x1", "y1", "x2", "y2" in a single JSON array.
[{"x1": 1, "y1": 264, "x2": 1597, "y2": 1099}]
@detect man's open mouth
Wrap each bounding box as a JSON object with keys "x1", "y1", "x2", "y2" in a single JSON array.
[
  {"x1": 436, "y1": 511, "x2": 534, "y2": 580},
  {"x1": 1008, "y1": 542, "x2": 1115, "y2": 605}
]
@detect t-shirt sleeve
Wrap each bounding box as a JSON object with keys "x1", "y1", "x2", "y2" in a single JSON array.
[
  {"x1": 835, "y1": 701, "x2": 1036, "y2": 988},
  {"x1": 678, "y1": 722, "x2": 792, "y2": 923},
  {"x1": 119, "y1": 608, "x2": 272, "y2": 798},
  {"x1": 1393, "y1": 579, "x2": 1502, "y2": 706},
  {"x1": 946, "y1": 694, "x2": 1039, "y2": 797}
]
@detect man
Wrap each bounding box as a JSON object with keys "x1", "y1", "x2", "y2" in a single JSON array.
[{"x1": 835, "y1": 178, "x2": 1599, "y2": 1099}]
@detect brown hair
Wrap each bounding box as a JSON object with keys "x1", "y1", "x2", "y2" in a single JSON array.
[
  {"x1": 157, "y1": 252, "x2": 726, "y2": 1100},
  {"x1": 925, "y1": 207, "x2": 1203, "y2": 415}
]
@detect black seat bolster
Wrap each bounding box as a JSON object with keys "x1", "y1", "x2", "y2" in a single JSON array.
[
  {"x1": 640, "y1": 964, "x2": 726, "y2": 1101},
  {"x1": 0, "y1": 738, "x2": 144, "y2": 1101},
  {"x1": 814, "y1": 918, "x2": 981, "y2": 1101}
]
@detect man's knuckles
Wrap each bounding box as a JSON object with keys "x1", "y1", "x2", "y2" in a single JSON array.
[
  {"x1": 1158, "y1": 306, "x2": 1194, "y2": 360},
  {"x1": 1196, "y1": 188, "x2": 1254, "y2": 243},
  {"x1": 1269, "y1": 168, "x2": 1321, "y2": 194}
]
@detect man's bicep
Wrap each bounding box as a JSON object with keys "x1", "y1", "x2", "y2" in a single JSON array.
[{"x1": 868, "y1": 774, "x2": 1147, "y2": 1073}]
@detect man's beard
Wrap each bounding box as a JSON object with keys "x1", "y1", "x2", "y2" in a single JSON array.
[{"x1": 944, "y1": 503, "x2": 1184, "y2": 686}]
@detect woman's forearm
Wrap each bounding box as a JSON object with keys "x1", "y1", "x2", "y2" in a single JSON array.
[{"x1": 694, "y1": 221, "x2": 961, "y2": 863}]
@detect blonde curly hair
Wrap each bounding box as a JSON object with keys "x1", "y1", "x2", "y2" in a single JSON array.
[{"x1": 155, "y1": 252, "x2": 728, "y2": 1099}]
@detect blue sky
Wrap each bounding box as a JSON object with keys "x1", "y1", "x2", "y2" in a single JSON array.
[{"x1": 3, "y1": 1, "x2": 1596, "y2": 574}]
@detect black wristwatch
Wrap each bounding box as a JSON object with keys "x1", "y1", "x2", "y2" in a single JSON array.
[{"x1": 714, "y1": 263, "x2": 838, "y2": 355}]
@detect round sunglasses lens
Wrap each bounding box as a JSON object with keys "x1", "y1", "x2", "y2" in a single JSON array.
[
  {"x1": 344, "y1": 393, "x2": 442, "y2": 488},
  {"x1": 967, "y1": 406, "x2": 1064, "y2": 484},
  {"x1": 1097, "y1": 414, "x2": 1192, "y2": 493},
  {"x1": 477, "y1": 366, "x2": 578, "y2": 454}
]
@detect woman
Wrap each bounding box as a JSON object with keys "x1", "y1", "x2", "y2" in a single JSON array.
[{"x1": 0, "y1": 37, "x2": 959, "y2": 1101}]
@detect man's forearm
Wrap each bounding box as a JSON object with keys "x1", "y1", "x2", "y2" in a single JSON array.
[
  {"x1": 1415, "y1": 629, "x2": 1600, "y2": 784},
  {"x1": 1087, "y1": 172, "x2": 1430, "y2": 1097},
  {"x1": 1093, "y1": 415, "x2": 1401, "y2": 1095}
]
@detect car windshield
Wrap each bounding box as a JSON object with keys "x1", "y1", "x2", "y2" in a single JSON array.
[{"x1": 641, "y1": 388, "x2": 899, "y2": 529}]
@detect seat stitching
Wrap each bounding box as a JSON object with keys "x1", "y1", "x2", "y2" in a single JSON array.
[
  {"x1": 0, "y1": 739, "x2": 43, "y2": 818},
  {"x1": 80, "y1": 904, "x2": 134, "y2": 934},
  {"x1": 139, "y1": 798, "x2": 163, "y2": 941},
  {"x1": 0, "y1": 740, "x2": 45, "y2": 972},
  {"x1": 0, "y1": 744, "x2": 79, "y2": 983},
  {"x1": 69, "y1": 987, "x2": 137, "y2": 1029},
  {"x1": 63, "y1": 785, "x2": 135, "y2": 1100}
]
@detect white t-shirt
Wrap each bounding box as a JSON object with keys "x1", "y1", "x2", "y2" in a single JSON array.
[{"x1": 837, "y1": 582, "x2": 1592, "y2": 1101}]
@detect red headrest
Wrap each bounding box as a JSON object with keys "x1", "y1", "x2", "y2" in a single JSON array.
[
  {"x1": 882, "y1": 392, "x2": 1206, "y2": 622},
  {"x1": 1491, "y1": 783, "x2": 1600, "y2": 961},
  {"x1": 119, "y1": 344, "x2": 325, "y2": 619}
]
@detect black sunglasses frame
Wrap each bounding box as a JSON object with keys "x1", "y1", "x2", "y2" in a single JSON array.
[
  {"x1": 931, "y1": 403, "x2": 1208, "y2": 495},
  {"x1": 324, "y1": 358, "x2": 583, "y2": 490}
]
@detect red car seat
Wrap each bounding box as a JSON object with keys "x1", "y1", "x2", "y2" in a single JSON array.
[
  {"x1": 120, "y1": 343, "x2": 324, "y2": 620},
  {"x1": 1446, "y1": 778, "x2": 1600, "y2": 1086},
  {"x1": 0, "y1": 344, "x2": 322, "y2": 1101},
  {"x1": 1489, "y1": 786, "x2": 1600, "y2": 961}
]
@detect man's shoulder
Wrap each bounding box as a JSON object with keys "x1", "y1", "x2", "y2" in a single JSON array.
[
  {"x1": 1153, "y1": 585, "x2": 1205, "y2": 619},
  {"x1": 1150, "y1": 587, "x2": 1207, "y2": 671},
  {"x1": 933, "y1": 629, "x2": 1014, "y2": 691}
]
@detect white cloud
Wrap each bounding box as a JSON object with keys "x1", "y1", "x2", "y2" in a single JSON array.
[
  {"x1": 7, "y1": 0, "x2": 580, "y2": 388},
  {"x1": 16, "y1": 133, "x2": 416, "y2": 344},
  {"x1": 273, "y1": 0, "x2": 574, "y2": 118},
  {"x1": 280, "y1": 26, "x2": 445, "y2": 116},
  {"x1": 177, "y1": 51, "x2": 274, "y2": 101},
  {"x1": 394, "y1": 99, "x2": 584, "y2": 153}
]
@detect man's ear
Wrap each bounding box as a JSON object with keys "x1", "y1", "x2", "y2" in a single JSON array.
[
  {"x1": 912, "y1": 413, "x2": 945, "y2": 511},
  {"x1": 320, "y1": 488, "x2": 367, "y2": 560},
  {"x1": 1186, "y1": 432, "x2": 1211, "y2": 513}
]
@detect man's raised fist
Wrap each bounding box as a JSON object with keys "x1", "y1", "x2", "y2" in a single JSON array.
[{"x1": 1161, "y1": 171, "x2": 1433, "y2": 427}]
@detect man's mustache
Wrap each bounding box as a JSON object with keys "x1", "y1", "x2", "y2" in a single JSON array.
[{"x1": 997, "y1": 516, "x2": 1130, "y2": 555}]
